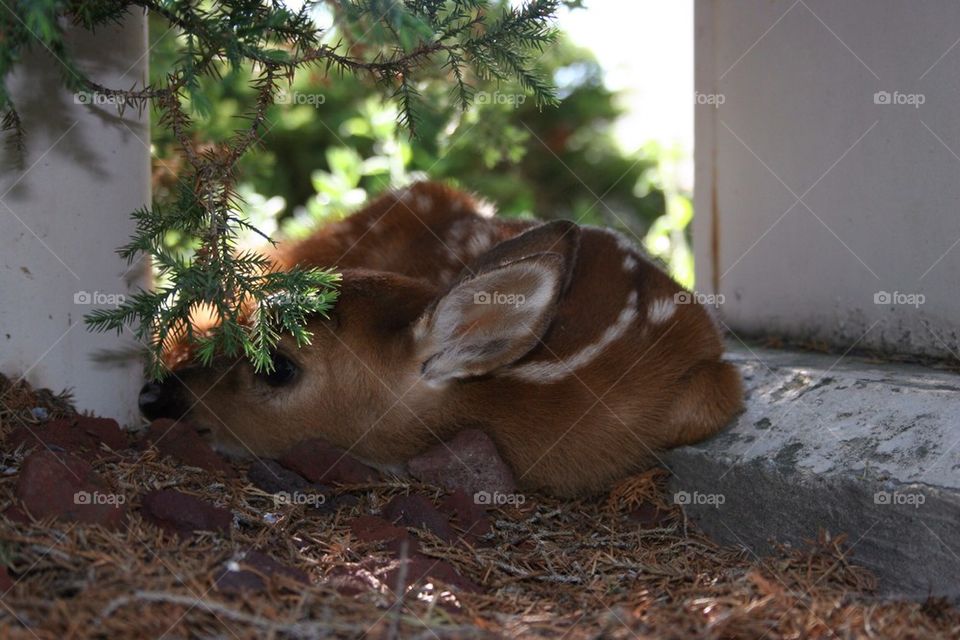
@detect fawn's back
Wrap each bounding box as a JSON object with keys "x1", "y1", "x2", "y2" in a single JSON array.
[{"x1": 144, "y1": 182, "x2": 742, "y2": 496}]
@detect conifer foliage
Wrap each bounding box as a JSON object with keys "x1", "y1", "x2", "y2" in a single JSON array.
[{"x1": 0, "y1": 0, "x2": 560, "y2": 378}]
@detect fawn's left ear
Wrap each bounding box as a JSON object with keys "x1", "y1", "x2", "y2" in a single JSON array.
[{"x1": 414, "y1": 252, "x2": 565, "y2": 384}]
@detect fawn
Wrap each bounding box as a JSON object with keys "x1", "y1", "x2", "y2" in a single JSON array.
[{"x1": 140, "y1": 182, "x2": 743, "y2": 496}]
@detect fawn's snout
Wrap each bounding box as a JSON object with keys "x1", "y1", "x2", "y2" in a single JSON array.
[{"x1": 138, "y1": 377, "x2": 187, "y2": 422}]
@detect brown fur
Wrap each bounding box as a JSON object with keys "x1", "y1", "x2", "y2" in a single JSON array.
[{"x1": 152, "y1": 182, "x2": 743, "y2": 496}]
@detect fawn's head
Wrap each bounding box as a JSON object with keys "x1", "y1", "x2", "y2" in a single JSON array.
[{"x1": 140, "y1": 222, "x2": 580, "y2": 461}]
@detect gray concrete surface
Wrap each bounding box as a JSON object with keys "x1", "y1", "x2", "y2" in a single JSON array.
[
  {"x1": 666, "y1": 343, "x2": 960, "y2": 600},
  {"x1": 694, "y1": 0, "x2": 960, "y2": 360},
  {"x1": 0, "y1": 15, "x2": 149, "y2": 425}
]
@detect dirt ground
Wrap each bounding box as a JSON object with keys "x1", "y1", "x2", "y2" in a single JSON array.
[{"x1": 0, "y1": 372, "x2": 957, "y2": 640}]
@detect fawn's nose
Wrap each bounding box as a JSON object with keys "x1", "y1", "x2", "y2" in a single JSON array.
[{"x1": 138, "y1": 379, "x2": 184, "y2": 421}]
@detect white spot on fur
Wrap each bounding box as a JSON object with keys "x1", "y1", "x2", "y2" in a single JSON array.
[
  {"x1": 506, "y1": 290, "x2": 639, "y2": 383},
  {"x1": 474, "y1": 198, "x2": 496, "y2": 219},
  {"x1": 647, "y1": 297, "x2": 676, "y2": 324},
  {"x1": 415, "y1": 193, "x2": 432, "y2": 211},
  {"x1": 623, "y1": 253, "x2": 638, "y2": 271},
  {"x1": 466, "y1": 227, "x2": 496, "y2": 257}
]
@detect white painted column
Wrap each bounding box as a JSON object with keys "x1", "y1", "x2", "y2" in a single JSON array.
[
  {"x1": 695, "y1": 0, "x2": 960, "y2": 359},
  {"x1": 0, "y1": 14, "x2": 150, "y2": 425}
]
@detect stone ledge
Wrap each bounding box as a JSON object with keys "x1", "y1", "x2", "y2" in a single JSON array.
[{"x1": 665, "y1": 344, "x2": 960, "y2": 600}]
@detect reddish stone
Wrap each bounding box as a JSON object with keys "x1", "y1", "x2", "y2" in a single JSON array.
[
  {"x1": 350, "y1": 515, "x2": 409, "y2": 544},
  {"x1": 74, "y1": 416, "x2": 127, "y2": 451},
  {"x1": 278, "y1": 438, "x2": 379, "y2": 486},
  {"x1": 383, "y1": 553, "x2": 479, "y2": 593},
  {"x1": 628, "y1": 501, "x2": 673, "y2": 529},
  {"x1": 2, "y1": 506, "x2": 29, "y2": 525},
  {"x1": 248, "y1": 459, "x2": 316, "y2": 494},
  {"x1": 326, "y1": 564, "x2": 382, "y2": 596},
  {"x1": 407, "y1": 429, "x2": 516, "y2": 497},
  {"x1": 141, "y1": 489, "x2": 231, "y2": 537},
  {"x1": 7, "y1": 416, "x2": 128, "y2": 459},
  {"x1": 214, "y1": 549, "x2": 308, "y2": 595},
  {"x1": 143, "y1": 419, "x2": 233, "y2": 476},
  {"x1": 440, "y1": 489, "x2": 492, "y2": 540},
  {"x1": 15, "y1": 450, "x2": 127, "y2": 528},
  {"x1": 0, "y1": 566, "x2": 14, "y2": 592},
  {"x1": 382, "y1": 495, "x2": 453, "y2": 543}
]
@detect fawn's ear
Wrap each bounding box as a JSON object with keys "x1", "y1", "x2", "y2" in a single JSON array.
[
  {"x1": 457, "y1": 219, "x2": 580, "y2": 293},
  {"x1": 415, "y1": 253, "x2": 565, "y2": 384}
]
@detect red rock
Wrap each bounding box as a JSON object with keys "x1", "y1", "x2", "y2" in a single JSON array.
[
  {"x1": 440, "y1": 489, "x2": 491, "y2": 540},
  {"x1": 325, "y1": 564, "x2": 382, "y2": 596},
  {"x1": 384, "y1": 553, "x2": 479, "y2": 593},
  {"x1": 407, "y1": 429, "x2": 516, "y2": 497},
  {"x1": 350, "y1": 515, "x2": 409, "y2": 544},
  {"x1": 628, "y1": 501, "x2": 672, "y2": 529},
  {"x1": 247, "y1": 459, "x2": 318, "y2": 494},
  {"x1": 214, "y1": 549, "x2": 308, "y2": 595},
  {"x1": 15, "y1": 450, "x2": 127, "y2": 528},
  {"x1": 382, "y1": 495, "x2": 453, "y2": 543},
  {"x1": 141, "y1": 489, "x2": 231, "y2": 537},
  {"x1": 0, "y1": 566, "x2": 14, "y2": 592},
  {"x1": 143, "y1": 419, "x2": 233, "y2": 476},
  {"x1": 278, "y1": 438, "x2": 379, "y2": 486},
  {"x1": 2, "y1": 506, "x2": 29, "y2": 525},
  {"x1": 74, "y1": 416, "x2": 127, "y2": 451},
  {"x1": 7, "y1": 416, "x2": 127, "y2": 459}
]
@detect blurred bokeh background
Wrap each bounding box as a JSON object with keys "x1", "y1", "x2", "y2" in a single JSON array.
[{"x1": 149, "y1": 1, "x2": 694, "y2": 285}]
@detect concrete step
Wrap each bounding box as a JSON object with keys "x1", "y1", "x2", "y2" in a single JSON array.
[{"x1": 665, "y1": 343, "x2": 960, "y2": 601}]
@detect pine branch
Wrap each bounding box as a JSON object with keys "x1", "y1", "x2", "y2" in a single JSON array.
[{"x1": 2, "y1": 0, "x2": 560, "y2": 378}]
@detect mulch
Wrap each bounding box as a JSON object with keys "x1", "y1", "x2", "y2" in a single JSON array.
[{"x1": 0, "y1": 371, "x2": 957, "y2": 639}]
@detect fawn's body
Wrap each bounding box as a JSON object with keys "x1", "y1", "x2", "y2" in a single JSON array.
[{"x1": 143, "y1": 182, "x2": 742, "y2": 496}]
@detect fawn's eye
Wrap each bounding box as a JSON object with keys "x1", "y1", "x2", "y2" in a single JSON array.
[{"x1": 257, "y1": 352, "x2": 299, "y2": 387}]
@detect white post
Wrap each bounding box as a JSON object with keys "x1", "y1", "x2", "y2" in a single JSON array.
[
  {"x1": 0, "y1": 14, "x2": 150, "y2": 426},
  {"x1": 694, "y1": 0, "x2": 960, "y2": 359}
]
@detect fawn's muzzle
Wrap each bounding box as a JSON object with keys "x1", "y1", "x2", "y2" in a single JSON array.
[{"x1": 138, "y1": 378, "x2": 187, "y2": 421}]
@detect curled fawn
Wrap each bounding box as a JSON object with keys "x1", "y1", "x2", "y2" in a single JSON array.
[{"x1": 140, "y1": 182, "x2": 743, "y2": 496}]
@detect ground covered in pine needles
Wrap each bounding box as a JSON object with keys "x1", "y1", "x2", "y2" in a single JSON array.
[{"x1": 0, "y1": 373, "x2": 957, "y2": 639}]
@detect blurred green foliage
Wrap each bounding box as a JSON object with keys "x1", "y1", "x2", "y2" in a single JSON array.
[{"x1": 149, "y1": 6, "x2": 694, "y2": 286}]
